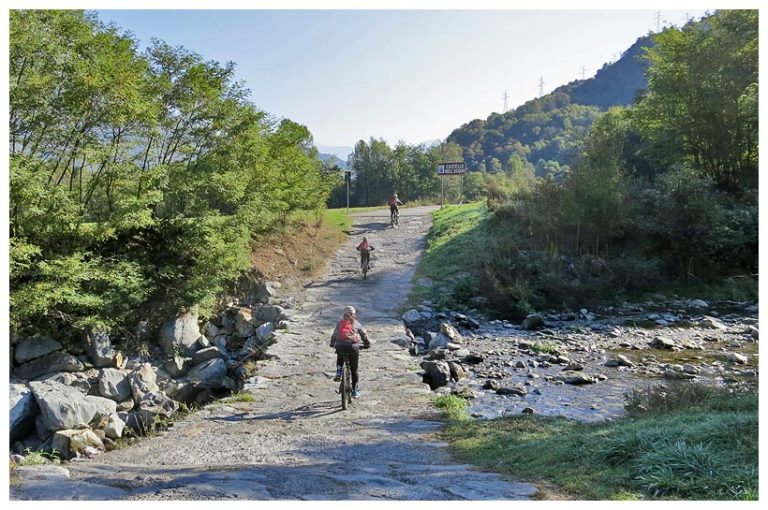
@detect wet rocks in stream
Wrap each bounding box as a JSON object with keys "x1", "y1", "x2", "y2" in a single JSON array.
[{"x1": 403, "y1": 298, "x2": 758, "y2": 421}]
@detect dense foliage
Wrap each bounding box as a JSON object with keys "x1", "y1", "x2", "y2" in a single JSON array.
[
  {"x1": 9, "y1": 10, "x2": 335, "y2": 341},
  {"x1": 328, "y1": 139, "x2": 466, "y2": 207},
  {"x1": 418, "y1": 11, "x2": 758, "y2": 317}
]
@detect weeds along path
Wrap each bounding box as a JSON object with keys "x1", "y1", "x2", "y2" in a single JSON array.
[{"x1": 13, "y1": 205, "x2": 536, "y2": 501}]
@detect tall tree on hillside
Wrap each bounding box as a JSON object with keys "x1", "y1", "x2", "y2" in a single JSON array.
[{"x1": 635, "y1": 10, "x2": 758, "y2": 192}]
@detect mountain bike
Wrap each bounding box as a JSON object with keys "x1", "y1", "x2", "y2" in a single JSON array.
[
  {"x1": 390, "y1": 209, "x2": 399, "y2": 228},
  {"x1": 361, "y1": 252, "x2": 371, "y2": 279},
  {"x1": 337, "y1": 352, "x2": 353, "y2": 410}
]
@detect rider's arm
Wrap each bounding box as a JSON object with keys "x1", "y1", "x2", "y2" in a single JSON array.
[{"x1": 358, "y1": 328, "x2": 371, "y2": 348}]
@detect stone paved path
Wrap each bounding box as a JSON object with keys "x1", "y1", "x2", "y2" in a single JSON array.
[{"x1": 11, "y1": 206, "x2": 537, "y2": 501}]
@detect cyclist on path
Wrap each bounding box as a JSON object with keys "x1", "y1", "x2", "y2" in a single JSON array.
[
  {"x1": 388, "y1": 193, "x2": 403, "y2": 222},
  {"x1": 356, "y1": 236, "x2": 374, "y2": 273},
  {"x1": 329, "y1": 306, "x2": 371, "y2": 398}
]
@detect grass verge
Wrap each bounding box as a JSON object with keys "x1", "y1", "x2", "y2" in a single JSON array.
[
  {"x1": 410, "y1": 202, "x2": 488, "y2": 308},
  {"x1": 433, "y1": 394, "x2": 470, "y2": 421},
  {"x1": 439, "y1": 383, "x2": 758, "y2": 500}
]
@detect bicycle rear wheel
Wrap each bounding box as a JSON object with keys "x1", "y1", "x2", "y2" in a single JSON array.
[{"x1": 341, "y1": 362, "x2": 351, "y2": 410}]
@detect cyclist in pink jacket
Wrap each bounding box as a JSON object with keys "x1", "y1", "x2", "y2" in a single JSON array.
[{"x1": 329, "y1": 306, "x2": 371, "y2": 398}]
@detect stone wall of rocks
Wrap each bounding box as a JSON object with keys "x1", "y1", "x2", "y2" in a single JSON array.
[{"x1": 9, "y1": 282, "x2": 288, "y2": 460}]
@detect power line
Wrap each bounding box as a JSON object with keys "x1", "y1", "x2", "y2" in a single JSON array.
[
  {"x1": 580, "y1": 66, "x2": 586, "y2": 80},
  {"x1": 538, "y1": 76, "x2": 545, "y2": 97},
  {"x1": 502, "y1": 89, "x2": 508, "y2": 112}
]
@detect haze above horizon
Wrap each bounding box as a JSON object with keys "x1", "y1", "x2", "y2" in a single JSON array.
[{"x1": 95, "y1": 8, "x2": 707, "y2": 149}]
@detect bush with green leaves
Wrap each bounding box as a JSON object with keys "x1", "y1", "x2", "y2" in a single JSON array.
[{"x1": 9, "y1": 10, "x2": 334, "y2": 342}]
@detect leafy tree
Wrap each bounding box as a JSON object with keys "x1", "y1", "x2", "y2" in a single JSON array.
[
  {"x1": 635, "y1": 10, "x2": 758, "y2": 192},
  {"x1": 9, "y1": 10, "x2": 332, "y2": 339}
]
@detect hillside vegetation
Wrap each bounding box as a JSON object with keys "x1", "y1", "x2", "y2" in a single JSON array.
[
  {"x1": 9, "y1": 10, "x2": 340, "y2": 344},
  {"x1": 416, "y1": 11, "x2": 758, "y2": 317}
]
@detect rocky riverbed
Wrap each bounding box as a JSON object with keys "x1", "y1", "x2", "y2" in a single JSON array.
[{"x1": 402, "y1": 299, "x2": 758, "y2": 423}]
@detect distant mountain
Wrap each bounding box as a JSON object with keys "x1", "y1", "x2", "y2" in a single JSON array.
[
  {"x1": 446, "y1": 34, "x2": 654, "y2": 174},
  {"x1": 418, "y1": 138, "x2": 443, "y2": 148},
  {"x1": 554, "y1": 35, "x2": 652, "y2": 109},
  {"x1": 317, "y1": 145, "x2": 354, "y2": 161},
  {"x1": 318, "y1": 152, "x2": 347, "y2": 169}
]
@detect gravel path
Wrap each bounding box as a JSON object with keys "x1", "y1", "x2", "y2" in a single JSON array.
[{"x1": 11, "y1": 206, "x2": 537, "y2": 501}]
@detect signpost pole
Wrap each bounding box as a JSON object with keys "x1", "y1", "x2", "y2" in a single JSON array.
[
  {"x1": 345, "y1": 170, "x2": 350, "y2": 214},
  {"x1": 437, "y1": 162, "x2": 465, "y2": 209}
]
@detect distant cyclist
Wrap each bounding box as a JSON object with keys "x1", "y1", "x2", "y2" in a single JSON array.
[
  {"x1": 356, "y1": 236, "x2": 374, "y2": 272},
  {"x1": 329, "y1": 306, "x2": 371, "y2": 398},
  {"x1": 388, "y1": 193, "x2": 403, "y2": 224}
]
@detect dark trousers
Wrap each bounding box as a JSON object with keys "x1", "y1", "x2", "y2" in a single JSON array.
[
  {"x1": 360, "y1": 250, "x2": 370, "y2": 267},
  {"x1": 335, "y1": 342, "x2": 360, "y2": 389}
]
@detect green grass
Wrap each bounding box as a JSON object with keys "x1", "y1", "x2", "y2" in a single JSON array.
[
  {"x1": 320, "y1": 208, "x2": 352, "y2": 231},
  {"x1": 17, "y1": 448, "x2": 61, "y2": 466},
  {"x1": 410, "y1": 202, "x2": 489, "y2": 307},
  {"x1": 440, "y1": 384, "x2": 758, "y2": 500},
  {"x1": 433, "y1": 394, "x2": 470, "y2": 421},
  {"x1": 528, "y1": 341, "x2": 561, "y2": 355},
  {"x1": 220, "y1": 391, "x2": 257, "y2": 403}
]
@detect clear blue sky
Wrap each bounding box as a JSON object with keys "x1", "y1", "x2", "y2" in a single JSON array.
[{"x1": 61, "y1": 5, "x2": 711, "y2": 151}]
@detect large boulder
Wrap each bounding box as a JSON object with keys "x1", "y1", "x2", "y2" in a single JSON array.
[
  {"x1": 51, "y1": 428, "x2": 105, "y2": 460},
  {"x1": 84, "y1": 327, "x2": 116, "y2": 368},
  {"x1": 402, "y1": 309, "x2": 422, "y2": 323},
  {"x1": 97, "y1": 368, "x2": 132, "y2": 402},
  {"x1": 10, "y1": 383, "x2": 38, "y2": 442},
  {"x1": 254, "y1": 281, "x2": 280, "y2": 304},
  {"x1": 254, "y1": 321, "x2": 275, "y2": 341},
  {"x1": 29, "y1": 380, "x2": 100, "y2": 433},
  {"x1": 186, "y1": 358, "x2": 228, "y2": 386},
  {"x1": 440, "y1": 323, "x2": 464, "y2": 343},
  {"x1": 650, "y1": 336, "x2": 676, "y2": 349},
  {"x1": 127, "y1": 363, "x2": 160, "y2": 403},
  {"x1": 14, "y1": 337, "x2": 62, "y2": 365},
  {"x1": 191, "y1": 346, "x2": 224, "y2": 366},
  {"x1": 14, "y1": 352, "x2": 84, "y2": 381},
  {"x1": 448, "y1": 361, "x2": 468, "y2": 381},
  {"x1": 522, "y1": 313, "x2": 546, "y2": 331},
  {"x1": 163, "y1": 379, "x2": 198, "y2": 403},
  {"x1": 138, "y1": 391, "x2": 179, "y2": 419},
  {"x1": 159, "y1": 309, "x2": 202, "y2": 355},
  {"x1": 427, "y1": 333, "x2": 450, "y2": 350},
  {"x1": 36, "y1": 372, "x2": 91, "y2": 394},
  {"x1": 699, "y1": 316, "x2": 728, "y2": 330},
  {"x1": 104, "y1": 414, "x2": 126, "y2": 440},
  {"x1": 256, "y1": 304, "x2": 286, "y2": 324},
  {"x1": 420, "y1": 360, "x2": 451, "y2": 390},
  {"x1": 234, "y1": 308, "x2": 255, "y2": 338},
  {"x1": 164, "y1": 356, "x2": 191, "y2": 378},
  {"x1": 87, "y1": 395, "x2": 118, "y2": 425}
]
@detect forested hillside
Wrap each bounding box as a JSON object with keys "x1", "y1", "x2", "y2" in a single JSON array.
[
  {"x1": 9, "y1": 10, "x2": 338, "y2": 342},
  {"x1": 556, "y1": 35, "x2": 652, "y2": 109},
  {"x1": 446, "y1": 35, "x2": 652, "y2": 176}
]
